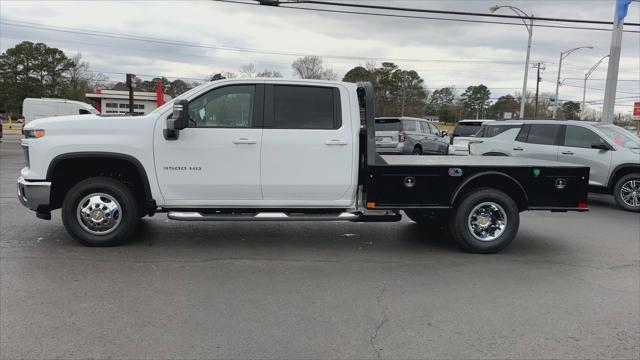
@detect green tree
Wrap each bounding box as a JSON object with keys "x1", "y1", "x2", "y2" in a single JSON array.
[
  {"x1": 438, "y1": 104, "x2": 459, "y2": 124},
  {"x1": 0, "y1": 41, "x2": 74, "y2": 114},
  {"x1": 426, "y1": 87, "x2": 455, "y2": 115},
  {"x1": 460, "y1": 84, "x2": 491, "y2": 119},
  {"x1": 562, "y1": 101, "x2": 581, "y2": 120},
  {"x1": 487, "y1": 94, "x2": 519, "y2": 119},
  {"x1": 342, "y1": 62, "x2": 428, "y2": 117}
]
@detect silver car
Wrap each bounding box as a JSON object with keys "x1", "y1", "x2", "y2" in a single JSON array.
[
  {"x1": 375, "y1": 117, "x2": 449, "y2": 155},
  {"x1": 469, "y1": 120, "x2": 640, "y2": 212}
]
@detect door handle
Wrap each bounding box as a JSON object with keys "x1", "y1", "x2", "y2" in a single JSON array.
[
  {"x1": 561, "y1": 151, "x2": 574, "y2": 155},
  {"x1": 513, "y1": 147, "x2": 524, "y2": 151},
  {"x1": 232, "y1": 138, "x2": 257, "y2": 144},
  {"x1": 325, "y1": 139, "x2": 348, "y2": 145}
]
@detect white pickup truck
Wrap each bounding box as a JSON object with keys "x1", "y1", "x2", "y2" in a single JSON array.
[{"x1": 18, "y1": 79, "x2": 590, "y2": 253}]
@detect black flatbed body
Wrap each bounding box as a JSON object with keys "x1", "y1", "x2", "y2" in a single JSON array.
[
  {"x1": 356, "y1": 82, "x2": 590, "y2": 212},
  {"x1": 367, "y1": 155, "x2": 589, "y2": 210}
]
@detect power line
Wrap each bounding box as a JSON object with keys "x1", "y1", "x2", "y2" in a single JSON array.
[
  {"x1": 1, "y1": 19, "x2": 556, "y2": 64},
  {"x1": 216, "y1": 0, "x2": 640, "y2": 33},
  {"x1": 287, "y1": 0, "x2": 640, "y2": 26}
]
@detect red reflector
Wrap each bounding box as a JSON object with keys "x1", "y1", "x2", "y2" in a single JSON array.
[
  {"x1": 398, "y1": 131, "x2": 406, "y2": 142},
  {"x1": 578, "y1": 202, "x2": 588, "y2": 209}
]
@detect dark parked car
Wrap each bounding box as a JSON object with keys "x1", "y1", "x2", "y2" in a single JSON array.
[{"x1": 375, "y1": 117, "x2": 449, "y2": 155}]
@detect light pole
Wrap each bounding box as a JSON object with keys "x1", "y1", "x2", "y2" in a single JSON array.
[
  {"x1": 552, "y1": 46, "x2": 593, "y2": 118},
  {"x1": 490, "y1": 5, "x2": 533, "y2": 119},
  {"x1": 583, "y1": 55, "x2": 609, "y2": 114}
]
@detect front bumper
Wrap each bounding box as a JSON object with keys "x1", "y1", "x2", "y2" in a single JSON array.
[{"x1": 17, "y1": 176, "x2": 51, "y2": 214}]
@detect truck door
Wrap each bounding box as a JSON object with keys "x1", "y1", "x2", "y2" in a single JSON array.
[
  {"x1": 154, "y1": 84, "x2": 264, "y2": 204},
  {"x1": 260, "y1": 84, "x2": 355, "y2": 206}
]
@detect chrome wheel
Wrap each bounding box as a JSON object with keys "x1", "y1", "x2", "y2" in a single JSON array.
[
  {"x1": 467, "y1": 202, "x2": 507, "y2": 242},
  {"x1": 620, "y1": 179, "x2": 640, "y2": 208},
  {"x1": 76, "y1": 193, "x2": 122, "y2": 235}
]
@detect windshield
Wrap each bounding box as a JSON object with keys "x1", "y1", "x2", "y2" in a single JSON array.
[
  {"x1": 375, "y1": 119, "x2": 401, "y2": 131},
  {"x1": 149, "y1": 82, "x2": 212, "y2": 115},
  {"x1": 595, "y1": 124, "x2": 640, "y2": 149}
]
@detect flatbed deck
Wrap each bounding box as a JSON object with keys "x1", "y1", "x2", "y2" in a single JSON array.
[{"x1": 380, "y1": 155, "x2": 586, "y2": 168}]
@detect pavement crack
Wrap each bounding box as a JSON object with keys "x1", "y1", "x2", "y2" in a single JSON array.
[{"x1": 369, "y1": 284, "x2": 388, "y2": 360}]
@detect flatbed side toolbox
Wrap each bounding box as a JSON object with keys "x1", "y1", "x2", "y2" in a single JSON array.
[{"x1": 366, "y1": 156, "x2": 590, "y2": 211}]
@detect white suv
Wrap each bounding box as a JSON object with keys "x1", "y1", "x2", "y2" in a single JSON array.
[{"x1": 469, "y1": 120, "x2": 640, "y2": 212}]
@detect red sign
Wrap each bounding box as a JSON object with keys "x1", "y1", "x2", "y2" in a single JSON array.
[{"x1": 634, "y1": 101, "x2": 640, "y2": 117}]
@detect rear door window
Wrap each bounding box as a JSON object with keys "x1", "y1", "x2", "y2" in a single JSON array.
[
  {"x1": 524, "y1": 124, "x2": 561, "y2": 145},
  {"x1": 480, "y1": 124, "x2": 521, "y2": 138},
  {"x1": 403, "y1": 120, "x2": 418, "y2": 132},
  {"x1": 273, "y1": 85, "x2": 339, "y2": 129}
]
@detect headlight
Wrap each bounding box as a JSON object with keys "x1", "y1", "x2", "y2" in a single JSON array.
[{"x1": 23, "y1": 129, "x2": 45, "y2": 138}]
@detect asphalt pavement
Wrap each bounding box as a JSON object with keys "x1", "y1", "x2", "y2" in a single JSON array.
[{"x1": 1, "y1": 134, "x2": 638, "y2": 359}]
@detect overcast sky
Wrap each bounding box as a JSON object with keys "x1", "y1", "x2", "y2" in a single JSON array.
[{"x1": 1, "y1": 0, "x2": 639, "y2": 114}]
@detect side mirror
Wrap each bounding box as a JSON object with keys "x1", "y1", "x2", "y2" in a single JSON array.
[
  {"x1": 164, "y1": 99, "x2": 189, "y2": 140},
  {"x1": 441, "y1": 130, "x2": 448, "y2": 137},
  {"x1": 591, "y1": 142, "x2": 611, "y2": 151}
]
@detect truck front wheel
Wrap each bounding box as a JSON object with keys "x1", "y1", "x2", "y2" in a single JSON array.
[
  {"x1": 62, "y1": 177, "x2": 139, "y2": 247},
  {"x1": 449, "y1": 188, "x2": 519, "y2": 253}
]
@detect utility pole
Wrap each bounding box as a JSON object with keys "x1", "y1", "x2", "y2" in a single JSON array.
[
  {"x1": 602, "y1": 0, "x2": 632, "y2": 123},
  {"x1": 532, "y1": 62, "x2": 545, "y2": 118},
  {"x1": 126, "y1": 73, "x2": 135, "y2": 115}
]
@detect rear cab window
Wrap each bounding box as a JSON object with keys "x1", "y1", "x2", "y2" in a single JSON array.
[{"x1": 272, "y1": 85, "x2": 340, "y2": 129}]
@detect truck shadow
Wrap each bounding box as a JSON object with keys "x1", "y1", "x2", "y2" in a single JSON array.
[{"x1": 126, "y1": 217, "x2": 561, "y2": 256}]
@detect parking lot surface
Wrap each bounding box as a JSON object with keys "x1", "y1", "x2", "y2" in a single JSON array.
[{"x1": 1, "y1": 134, "x2": 639, "y2": 359}]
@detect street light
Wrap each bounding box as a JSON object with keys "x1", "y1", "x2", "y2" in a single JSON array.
[
  {"x1": 583, "y1": 54, "x2": 609, "y2": 114},
  {"x1": 490, "y1": 5, "x2": 533, "y2": 119},
  {"x1": 552, "y1": 46, "x2": 593, "y2": 118}
]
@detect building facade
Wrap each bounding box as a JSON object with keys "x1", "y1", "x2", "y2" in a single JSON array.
[{"x1": 85, "y1": 89, "x2": 172, "y2": 115}]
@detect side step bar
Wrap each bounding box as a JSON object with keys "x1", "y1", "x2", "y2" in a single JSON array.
[{"x1": 167, "y1": 211, "x2": 401, "y2": 222}]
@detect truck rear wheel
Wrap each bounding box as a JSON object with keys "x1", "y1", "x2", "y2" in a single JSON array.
[
  {"x1": 613, "y1": 173, "x2": 640, "y2": 212},
  {"x1": 62, "y1": 177, "x2": 139, "y2": 247},
  {"x1": 449, "y1": 188, "x2": 519, "y2": 253}
]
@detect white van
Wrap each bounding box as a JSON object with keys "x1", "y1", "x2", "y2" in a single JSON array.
[{"x1": 22, "y1": 98, "x2": 99, "y2": 124}]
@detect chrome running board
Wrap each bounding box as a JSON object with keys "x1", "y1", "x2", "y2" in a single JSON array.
[{"x1": 167, "y1": 211, "x2": 401, "y2": 222}]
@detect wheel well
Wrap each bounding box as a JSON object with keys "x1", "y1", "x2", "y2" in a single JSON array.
[
  {"x1": 47, "y1": 155, "x2": 154, "y2": 214},
  {"x1": 451, "y1": 173, "x2": 528, "y2": 211},
  {"x1": 609, "y1": 166, "x2": 640, "y2": 191}
]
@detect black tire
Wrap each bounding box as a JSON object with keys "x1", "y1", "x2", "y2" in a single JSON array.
[
  {"x1": 449, "y1": 188, "x2": 519, "y2": 254},
  {"x1": 412, "y1": 146, "x2": 423, "y2": 155},
  {"x1": 613, "y1": 173, "x2": 640, "y2": 212},
  {"x1": 62, "y1": 177, "x2": 139, "y2": 246}
]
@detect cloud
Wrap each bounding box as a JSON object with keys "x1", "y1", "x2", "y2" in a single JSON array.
[{"x1": 1, "y1": 0, "x2": 638, "y2": 113}]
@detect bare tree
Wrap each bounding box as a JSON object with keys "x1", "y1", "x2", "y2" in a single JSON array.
[
  {"x1": 239, "y1": 64, "x2": 257, "y2": 78},
  {"x1": 291, "y1": 56, "x2": 337, "y2": 80},
  {"x1": 256, "y1": 69, "x2": 283, "y2": 78}
]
